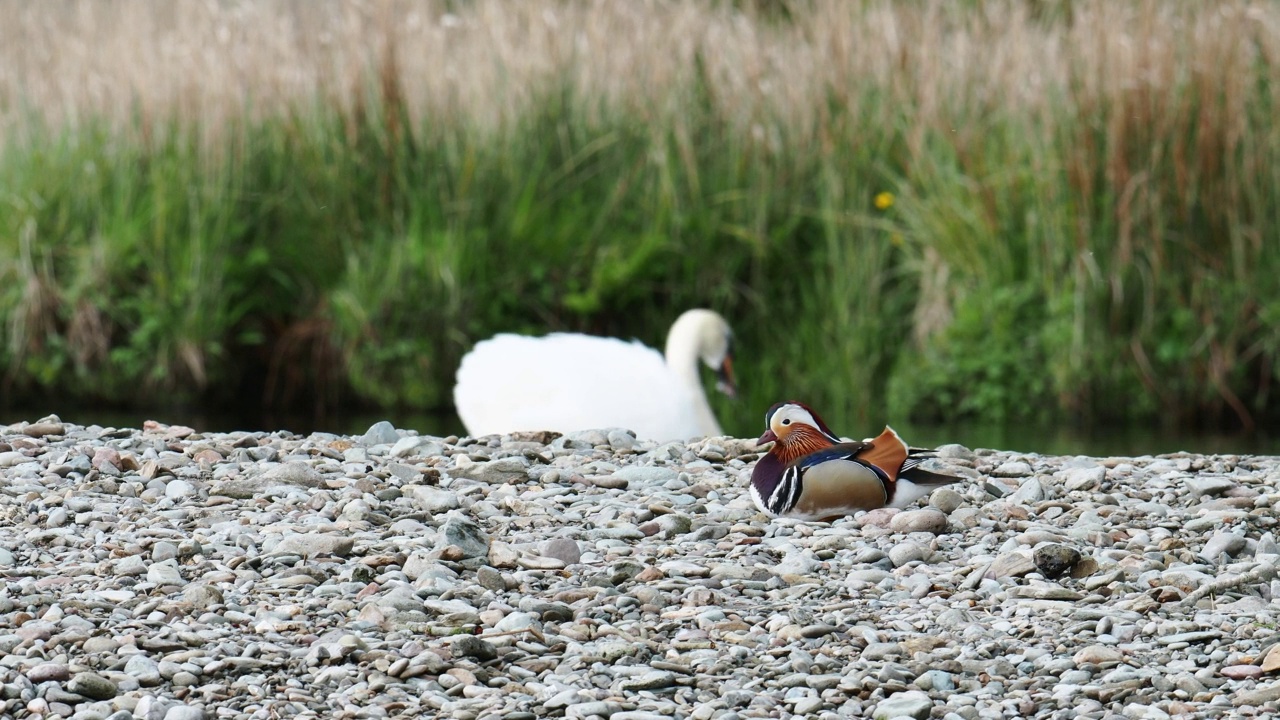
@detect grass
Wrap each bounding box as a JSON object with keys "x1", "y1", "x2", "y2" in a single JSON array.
[{"x1": 2, "y1": 0, "x2": 1280, "y2": 438}]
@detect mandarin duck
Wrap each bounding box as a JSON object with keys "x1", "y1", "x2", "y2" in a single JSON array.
[{"x1": 749, "y1": 401, "x2": 962, "y2": 521}]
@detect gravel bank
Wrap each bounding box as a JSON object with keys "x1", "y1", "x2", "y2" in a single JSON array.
[{"x1": 2, "y1": 416, "x2": 1280, "y2": 720}]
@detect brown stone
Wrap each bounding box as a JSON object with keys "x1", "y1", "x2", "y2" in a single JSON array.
[{"x1": 1261, "y1": 644, "x2": 1280, "y2": 673}]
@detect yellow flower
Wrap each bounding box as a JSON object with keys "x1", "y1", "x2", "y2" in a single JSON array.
[
  {"x1": 874, "y1": 192, "x2": 895, "y2": 210},
  {"x1": 891, "y1": 234, "x2": 905, "y2": 247}
]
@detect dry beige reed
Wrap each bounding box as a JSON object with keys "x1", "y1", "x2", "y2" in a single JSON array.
[{"x1": 1, "y1": 1, "x2": 1276, "y2": 144}]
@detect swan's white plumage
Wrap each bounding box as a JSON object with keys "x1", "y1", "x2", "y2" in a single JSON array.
[{"x1": 453, "y1": 310, "x2": 732, "y2": 442}]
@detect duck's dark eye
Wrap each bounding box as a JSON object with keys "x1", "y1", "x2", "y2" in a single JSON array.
[{"x1": 782, "y1": 419, "x2": 791, "y2": 426}]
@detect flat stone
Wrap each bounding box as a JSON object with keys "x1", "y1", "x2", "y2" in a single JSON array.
[
  {"x1": 182, "y1": 584, "x2": 223, "y2": 610},
  {"x1": 125, "y1": 655, "x2": 162, "y2": 685},
  {"x1": 404, "y1": 486, "x2": 460, "y2": 514},
  {"x1": 1235, "y1": 683, "x2": 1280, "y2": 706},
  {"x1": 1259, "y1": 643, "x2": 1280, "y2": 672},
  {"x1": 115, "y1": 555, "x2": 148, "y2": 576},
  {"x1": 1013, "y1": 586, "x2": 1083, "y2": 601},
  {"x1": 83, "y1": 636, "x2": 121, "y2": 654},
  {"x1": 27, "y1": 663, "x2": 71, "y2": 682},
  {"x1": 993, "y1": 461, "x2": 1033, "y2": 478},
  {"x1": 540, "y1": 537, "x2": 582, "y2": 566},
  {"x1": 216, "y1": 462, "x2": 325, "y2": 497},
  {"x1": 847, "y1": 568, "x2": 892, "y2": 584},
  {"x1": 165, "y1": 479, "x2": 198, "y2": 500},
  {"x1": 451, "y1": 457, "x2": 529, "y2": 484},
  {"x1": 146, "y1": 560, "x2": 184, "y2": 585},
  {"x1": 1200, "y1": 531, "x2": 1246, "y2": 561},
  {"x1": 566, "y1": 701, "x2": 624, "y2": 719},
  {"x1": 872, "y1": 690, "x2": 933, "y2": 720},
  {"x1": 619, "y1": 670, "x2": 678, "y2": 691},
  {"x1": 1073, "y1": 645, "x2": 1124, "y2": 667},
  {"x1": 1062, "y1": 466, "x2": 1105, "y2": 491},
  {"x1": 935, "y1": 444, "x2": 976, "y2": 461},
  {"x1": 1186, "y1": 476, "x2": 1237, "y2": 497},
  {"x1": 273, "y1": 533, "x2": 355, "y2": 558},
  {"x1": 440, "y1": 513, "x2": 489, "y2": 558},
  {"x1": 67, "y1": 672, "x2": 119, "y2": 700},
  {"x1": 1158, "y1": 631, "x2": 1221, "y2": 646},
  {"x1": 889, "y1": 508, "x2": 949, "y2": 534},
  {"x1": 1010, "y1": 477, "x2": 1045, "y2": 503},
  {"x1": 0, "y1": 451, "x2": 36, "y2": 467},
  {"x1": 164, "y1": 706, "x2": 207, "y2": 720},
  {"x1": 23, "y1": 421, "x2": 66, "y2": 437},
  {"x1": 862, "y1": 642, "x2": 904, "y2": 661},
  {"x1": 889, "y1": 542, "x2": 926, "y2": 567},
  {"x1": 612, "y1": 466, "x2": 678, "y2": 486},
  {"x1": 987, "y1": 552, "x2": 1037, "y2": 578},
  {"x1": 1221, "y1": 664, "x2": 1265, "y2": 680},
  {"x1": 801, "y1": 625, "x2": 838, "y2": 639},
  {"x1": 152, "y1": 541, "x2": 179, "y2": 562},
  {"x1": 494, "y1": 612, "x2": 542, "y2": 633}
]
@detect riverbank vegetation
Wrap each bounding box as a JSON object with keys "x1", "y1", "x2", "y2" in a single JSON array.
[{"x1": 2, "y1": 1, "x2": 1278, "y2": 437}]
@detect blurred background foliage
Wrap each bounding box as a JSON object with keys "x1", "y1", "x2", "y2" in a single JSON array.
[{"x1": 1, "y1": 0, "x2": 1279, "y2": 440}]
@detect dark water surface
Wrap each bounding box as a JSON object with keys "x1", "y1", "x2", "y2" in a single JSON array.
[{"x1": 3, "y1": 406, "x2": 1278, "y2": 458}]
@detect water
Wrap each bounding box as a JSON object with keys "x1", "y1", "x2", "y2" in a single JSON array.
[{"x1": 4, "y1": 405, "x2": 1278, "y2": 457}]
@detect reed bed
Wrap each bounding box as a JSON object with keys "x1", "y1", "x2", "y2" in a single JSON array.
[{"x1": 1, "y1": 0, "x2": 1278, "y2": 436}]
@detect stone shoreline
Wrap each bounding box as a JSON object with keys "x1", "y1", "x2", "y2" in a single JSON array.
[{"x1": 2, "y1": 416, "x2": 1279, "y2": 720}]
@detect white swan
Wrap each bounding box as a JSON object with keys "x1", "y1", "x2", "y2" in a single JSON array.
[{"x1": 453, "y1": 309, "x2": 736, "y2": 442}]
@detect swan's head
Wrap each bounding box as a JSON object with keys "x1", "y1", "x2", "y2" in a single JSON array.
[
  {"x1": 667, "y1": 309, "x2": 737, "y2": 398},
  {"x1": 757, "y1": 401, "x2": 841, "y2": 453}
]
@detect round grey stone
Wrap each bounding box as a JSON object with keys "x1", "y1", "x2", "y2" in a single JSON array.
[
  {"x1": 929, "y1": 488, "x2": 965, "y2": 514},
  {"x1": 539, "y1": 538, "x2": 582, "y2": 566},
  {"x1": 164, "y1": 479, "x2": 197, "y2": 501},
  {"x1": 1033, "y1": 544, "x2": 1082, "y2": 579},
  {"x1": 152, "y1": 542, "x2": 179, "y2": 562},
  {"x1": 67, "y1": 673, "x2": 118, "y2": 701},
  {"x1": 451, "y1": 635, "x2": 497, "y2": 662},
  {"x1": 889, "y1": 509, "x2": 949, "y2": 534}
]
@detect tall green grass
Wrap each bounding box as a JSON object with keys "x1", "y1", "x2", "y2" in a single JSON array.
[{"x1": 2, "y1": 1, "x2": 1279, "y2": 437}]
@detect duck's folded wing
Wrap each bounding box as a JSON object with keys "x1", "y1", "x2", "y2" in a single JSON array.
[
  {"x1": 787, "y1": 444, "x2": 889, "y2": 517},
  {"x1": 898, "y1": 456, "x2": 964, "y2": 488}
]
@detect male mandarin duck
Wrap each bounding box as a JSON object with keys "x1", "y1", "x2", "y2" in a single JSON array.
[{"x1": 749, "y1": 401, "x2": 962, "y2": 521}]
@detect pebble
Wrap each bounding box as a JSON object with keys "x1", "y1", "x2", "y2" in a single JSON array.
[
  {"x1": 164, "y1": 707, "x2": 207, "y2": 720},
  {"x1": 872, "y1": 690, "x2": 933, "y2": 720},
  {"x1": 889, "y1": 508, "x2": 949, "y2": 534},
  {"x1": 165, "y1": 479, "x2": 198, "y2": 500},
  {"x1": 0, "y1": 418, "x2": 1273, "y2": 719},
  {"x1": 146, "y1": 559, "x2": 184, "y2": 585},
  {"x1": 1200, "y1": 531, "x2": 1246, "y2": 561},
  {"x1": 930, "y1": 487, "x2": 965, "y2": 513},
  {"x1": 1186, "y1": 476, "x2": 1237, "y2": 497},
  {"x1": 1032, "y1": 544, "x2": 1081, "y2": 578},
  {"x1": 993, "y1": 461, "x2": 1033, "y2": 477},
  {"x1": 441, "y1": 512, "x2": 490, "y2": 558},
  {"x1": 67, "y1": 672, "x2": 118, "y2": 700},
  {"x1": 273, "y1": 533, "x2": 355, "y2": 557},
  {"x1": 1062, "y1": 465, "x2": 1105, "y2": 491},
  {"x1": 1220, "y1": 665, "x2": 1264, "y2": 680},
  {"x1": 27, "y1": 662, "x2": 71, "y2": 682},
  {"x1": 540, "y1": 537, "x2": 582, "y2": 565}
]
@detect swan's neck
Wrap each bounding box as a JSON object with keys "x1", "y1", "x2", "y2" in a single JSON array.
[{"x1": 666, "y1": 329, "x2": 721, "y2": 437}]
